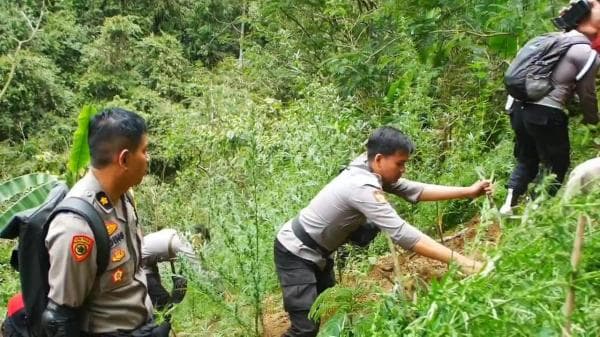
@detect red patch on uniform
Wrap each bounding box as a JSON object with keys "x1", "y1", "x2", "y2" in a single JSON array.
[
  {"x1": 7, "y1": 292, "x2": 24, "y2": 317},
  {"x1": 71, "y1": 235, "x2": 94, "y2": 262},
  {"x1": 112, "y1": 268, "x2": 124, "y2": 283}
]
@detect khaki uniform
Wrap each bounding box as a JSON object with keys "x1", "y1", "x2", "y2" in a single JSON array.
[
  {"x1": 563, "y1": 157, "x2": 600, "y2": 199},
  {"x1": 45, "y1": 172, "x2": 152, "y2": 333},
  {"x1": 274, "y1": 153, "x2": 425, "y2": 337},
  {"x1": 276, "y1": 153, "x2": 425, "y2": 268}
]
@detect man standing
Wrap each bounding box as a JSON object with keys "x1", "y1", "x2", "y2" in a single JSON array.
[
  {"x1": 500, "y1": 0, "x2": 600, "y2": 215},
  {"x1": 274, "y1": 126, "x2": 492, "y2": 337},
  {"x1": 41, "y1": 108, "x2": 165, "y2": 337}
]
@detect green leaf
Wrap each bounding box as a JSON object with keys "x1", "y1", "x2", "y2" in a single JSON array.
[
  {"x1": 0, "y1": 181, "x2": 57, "y2": 227},
  {"x1": 488, "y1": 35, "x2": 517, "y2": 58},
  {"x1": 68, "y1": 105, "x2": 98, "y2": 186},
  {"x1": 317, "y1": 312, "x2": 347, "y2": 337},
  {"x1": 0, "y1": 173, "x2": 58, "y2": 203}
]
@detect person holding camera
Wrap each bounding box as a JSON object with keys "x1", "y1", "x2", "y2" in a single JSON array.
[{"x1": 500, "y1": 0, "x2": 600, "y2": 215}]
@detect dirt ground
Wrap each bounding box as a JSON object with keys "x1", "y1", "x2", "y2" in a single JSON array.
[{"x1": 261, "y1": 217, "x2": 501, "y2": 337}]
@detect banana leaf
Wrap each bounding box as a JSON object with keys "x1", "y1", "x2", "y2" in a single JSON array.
[
  {"x1": 0, "y1": 181, "x2": 58, "y2": 228},
  {"x1": 68, "y1": 105, "x2": 98, "y2": 186},
  {"x1": 0, "y1": 173, "x2": 58, "y2": 203}
]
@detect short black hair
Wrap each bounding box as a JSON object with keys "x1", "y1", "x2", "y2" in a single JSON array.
[
  {"x1": 88, "y1": 107, "x2": 147, "y2": 168},
  {"x1": 366, "y1": 126, "x2": 415, "y2": 161}
]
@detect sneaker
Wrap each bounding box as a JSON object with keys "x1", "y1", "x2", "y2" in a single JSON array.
[
  {"x1": 499, "y1": 203, "x2": 513, "y2": 216},
  {"x1": 499, "y1": 188, "x2": 515, "y2": 216}
]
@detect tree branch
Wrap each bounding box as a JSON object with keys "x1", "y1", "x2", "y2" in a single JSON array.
[
  {"x1": 431, "y1": 29, "x2": 513, "y2": 38},
  {"x1": 0, "y1": 4, "x2": 45, "y2": 101},
  {"x1": 562, "y1": 215, "x2": 586, "y2": 337}
]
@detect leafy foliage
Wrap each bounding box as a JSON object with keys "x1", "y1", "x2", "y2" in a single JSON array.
[
  {"x1": 1, "y1": 0, "x2": 600, "y2": 336},
  {"x1": 67, "y1": 105, "x2": 98, "y2": 186},
  {"x1": 0, "y1": 173, "x2": 58, "y2": 227}
]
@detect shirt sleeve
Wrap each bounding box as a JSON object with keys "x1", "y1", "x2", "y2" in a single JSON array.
[
  {"x1": 571, "y1": 46, "x2": 600, "y2": 124},
  {"x1": 348, "y1": 184, "x2": 423, "y2": 249},
  {"x1": 383, "y1": 178, "x2": 425, "y2": 203},
  {"x1": 171, "y1": 233, "x2": 199, "y2": 263},
  {"x1": 142, "y1": 229, "x2": 175, "y2": 265},
  {"x1": 45, "y1": 213, "x2": 97, "y2": 307}
]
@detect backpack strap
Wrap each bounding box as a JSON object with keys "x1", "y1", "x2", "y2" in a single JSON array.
[{"x1": 53, "y1": 197, "x2": 110, "y2": 274}]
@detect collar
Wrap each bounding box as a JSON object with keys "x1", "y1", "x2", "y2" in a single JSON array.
[
  {"x1": 83, "y1": 171, "x2": 127, "y2": 222},
  {"x1": 348, "y1": 153, "x2": 384, "y2": 186}
]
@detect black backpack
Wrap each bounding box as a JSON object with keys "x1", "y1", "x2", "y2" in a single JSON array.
[
  {"x1": 0, "y1": 182, "x2": 110, "y2": 337},
  {"x1": 504, "y1": 32, "x2": 590, "y2": 102}
]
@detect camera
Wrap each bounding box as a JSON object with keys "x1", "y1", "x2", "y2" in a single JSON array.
[{"x1": 552, "y1": 0, "x2": 592, "y2": 31}]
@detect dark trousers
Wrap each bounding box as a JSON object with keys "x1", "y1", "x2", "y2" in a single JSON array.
[
  {"x1": 1, "y1": 316, "x2": 26, "y2": 337},
  {"x1": 507, "y1": 102, "x2": 570, "y2": 201},
  {"x1": 274, "y1": 239, "x2": 335, "y2": 337}
]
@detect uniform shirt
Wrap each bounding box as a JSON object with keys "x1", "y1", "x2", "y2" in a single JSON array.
[
  {"x1": 563, "y1": 157, "x2": 600, "y2": 200},
  {"x1": 141, "y1": 228, "x2": 198, "y2": 274},
  {"x1": 277, "y1": 153, "x2": 425, "y2": 269},
  {"x1": 45, "y1": 171, "x2": 152, "y2": 333},
  {"x1": 535, "y1": 30, "x2": 599, "y2": 124}
]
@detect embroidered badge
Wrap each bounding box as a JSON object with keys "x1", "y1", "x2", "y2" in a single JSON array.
[
  {"x1": 111, "y1": 248, "x2": 126, "y2": 262},
  {"x1": 71, "y1": 235, "x2": 94, "y2": 262},
  {"x1": 109, "y1": 232, "x2": 125, "y2": 248},
  {"x1": 105, "y1": 222, "x2": 118, "y2": 236},
  {"x1": 112, "y1": 268, "x2": 124, "y2": 283},
  {"x1": 95, "y1": 191, "x2": 113, "y2": 213},
  {"x1": 373, "y1": 190, "x2": 387, "y2": 203}
]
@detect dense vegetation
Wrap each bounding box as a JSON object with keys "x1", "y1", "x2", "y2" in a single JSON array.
[{"x1": 1, "y1": 0, "x2": 600, "y2": 336}]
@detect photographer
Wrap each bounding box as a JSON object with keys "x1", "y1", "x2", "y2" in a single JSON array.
[{"x1": 501, "y1": 0, "x2": 600, "y2": 215}]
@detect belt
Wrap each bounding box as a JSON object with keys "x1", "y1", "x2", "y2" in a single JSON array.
[{"x1": 291, "y1": 217, "x2": 332, "y2": 257}]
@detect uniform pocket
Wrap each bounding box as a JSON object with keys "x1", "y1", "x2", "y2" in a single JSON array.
[{"x1": 279, "y1": 268, "x2": 317, "y2": 312}]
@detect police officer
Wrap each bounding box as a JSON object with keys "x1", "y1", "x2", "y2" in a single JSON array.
[
  {"x1": 500, "y1": 0, "x2": 600, "y2": 215},
  {"x1": 41, "y1": 108, "x2": 166, "y2": 337},
  {"x1": 274, "y1": 126, "x2": 492, "y2": 337},
  {"x1": 2, "y1": 227, "x2": 203, "y2": 337}
]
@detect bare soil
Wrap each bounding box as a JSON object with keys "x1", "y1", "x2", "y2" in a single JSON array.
[{"x1": 261, "y1": 217, "x2": 500, "y2": 337}]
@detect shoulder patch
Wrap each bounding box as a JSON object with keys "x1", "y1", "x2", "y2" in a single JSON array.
[
  {"x1": 105, "y1": 222, "x2": 118, "y2": 236},
  {"x1": 111, "y1": 248, "x2": 126, "y2": 262},
  {"x1": 373, "y1": 190, "x2": 387, "y2": 203},
  {"x1": 112, "y1": 268, "x2": 124, "y2": 284},
  {"x1": 71, "y1": 235, "x2": 94, "y2": 262},
  {"x1": 95, "y1": 191, "x2": 113, "y2": 213}
]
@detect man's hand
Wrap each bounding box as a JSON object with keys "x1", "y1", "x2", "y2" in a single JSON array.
[
  {"x1": 457, "y1": 259, "x2": 484, "y2": 275},
  {"x1": 467, "y1": 180, "x2": 493, "y2": 198}
]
